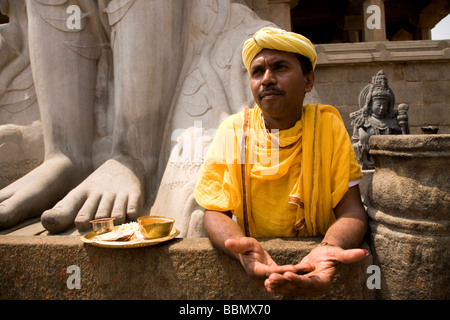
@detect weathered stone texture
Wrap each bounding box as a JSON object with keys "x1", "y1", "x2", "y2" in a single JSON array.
[
  {"x1": 0, "y1": 236, "x2": 371, "y2": 300},
  {"x1": 366, "y1": 134, "x2": 450, "y2": 299}
]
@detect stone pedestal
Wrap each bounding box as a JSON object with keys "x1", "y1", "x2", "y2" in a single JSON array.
[
  {"x1": 359, "y1": 169, "x2": 374, "y2": 208},
  {"x1": 367, "y1": 134, "x2": 450, "y2": 299}
]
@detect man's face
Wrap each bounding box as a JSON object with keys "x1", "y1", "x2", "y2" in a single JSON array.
[{"x1": 250, "y1": 49, "x2": 314, "y2": 130}]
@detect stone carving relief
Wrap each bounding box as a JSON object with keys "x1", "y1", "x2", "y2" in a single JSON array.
[
  {"x1": 0, "y1": 0, "x2": 44, "y2": 190},
  {"x1": 0, "y1": 0, "x2": 283, "y2": 236},
  {"x1": 350, "y1": 70, "x2": 409, "y2": 170}
]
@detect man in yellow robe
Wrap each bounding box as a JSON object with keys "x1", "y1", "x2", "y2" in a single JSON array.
[{"x1": 194, "y1": 27, "x2": 368, "y2": 297}]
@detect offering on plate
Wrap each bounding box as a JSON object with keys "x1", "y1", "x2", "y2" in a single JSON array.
[
  {"x1": 90, "y1": 217, "x2": 115, "y2": 234},
  {"x1": 93, "y1": 222, "x2": 145, "y2": 241},
  {"x1": 94, "y1": 229, "x2": 135, "y2": 241},
  {"x1": 138, "y1": 216, "x2": 175, "y2": 239},
  {"x1": 81, "y1": 218, "x2": 179, "y2": 248}
]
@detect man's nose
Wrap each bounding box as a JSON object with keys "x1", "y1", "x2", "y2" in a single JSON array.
[{"x1": 261, "y1": 68, "x2": 276, "y2": 85}]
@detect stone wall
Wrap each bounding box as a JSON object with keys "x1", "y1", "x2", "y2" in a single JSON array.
[
  {"x1": 314, "y1": 40, "x2": 450, "y2": 135},
  {"x1": 0, "y1": 235, "x2": 372, "y2": 300}
]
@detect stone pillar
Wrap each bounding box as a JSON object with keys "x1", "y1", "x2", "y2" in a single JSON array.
[
  {"x1": 247, "y1": 0, "x2": 297, "y2": 31},
  {"x1": 367, "y1": 135, "x2": 450, "y2": 299},
  {"x1": 363, "y1": 0, "x2": 386, "y2": 42},
  {"x1": 250, "y1": 0, "x2": 269, "y2": 22},
  {"x1": 268, "y1": 0, "x2": 296, "y2": 31}
]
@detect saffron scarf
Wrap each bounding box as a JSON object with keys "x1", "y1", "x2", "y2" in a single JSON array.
[{"x1": 194, "y1": 104, "x2": 362, "y2": 237}]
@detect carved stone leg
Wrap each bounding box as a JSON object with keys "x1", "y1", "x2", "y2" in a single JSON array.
[
  {"x1": 42, "y1": 0, "x2": 187, "y2": 233},
  {"x1": 0, "y1": 0, "x2": 99, "y2": 231},
  {"x1": 109, "y1": 0, "x2": 187, "y2": 202}
]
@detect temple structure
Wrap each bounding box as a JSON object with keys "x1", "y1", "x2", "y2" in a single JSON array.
[{"x1": 0, "y1": 0, "x2": 449, "y2": 300}]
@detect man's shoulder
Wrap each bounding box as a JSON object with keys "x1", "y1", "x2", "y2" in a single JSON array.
[
  {"x1": 218, "y1": 109, "x2": 247, "y2": 129},
  {"x1": 304, "y1": 103, "x2": 343, "y2": 122}
]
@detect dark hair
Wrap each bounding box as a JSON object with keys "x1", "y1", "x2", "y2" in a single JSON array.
[{"x1": 296, "y1": 54, "x2": 313, "y2": 75}]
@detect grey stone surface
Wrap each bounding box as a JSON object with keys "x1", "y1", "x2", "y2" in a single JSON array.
[
  {"x1": 0, "y1": 235, "x2": 371, "y2": 300},
  {"x1": 366, "y1": 134, "x2": 450, "y2": 299}
]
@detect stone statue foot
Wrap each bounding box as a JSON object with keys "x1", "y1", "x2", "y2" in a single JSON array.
[
  {"x1": 40, "y1": 156, "x2": 145, "y2": 234},
  {"x1": 0, "y1": 154, "x2": 74, "y2": 230}
]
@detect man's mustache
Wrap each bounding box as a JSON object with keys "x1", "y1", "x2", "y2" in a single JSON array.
[{"x1": 258, "y1": 86, "x2": 285, "y2": 99}]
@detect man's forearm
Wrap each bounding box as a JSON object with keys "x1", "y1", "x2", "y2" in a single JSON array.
[
  {"x1": 323, "y1": 186, "x2": 368, "y2": 249},
  {"x1": 203, "y1": 210, "x2": 245, "y2": 259},
  {"x1": 322, "y1": 211, "x2": 367, "y2": 249}
]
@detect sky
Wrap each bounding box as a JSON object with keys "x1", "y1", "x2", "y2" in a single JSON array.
[{"x1": 431, "y1": 14, "x2": 450, "y2": 40}]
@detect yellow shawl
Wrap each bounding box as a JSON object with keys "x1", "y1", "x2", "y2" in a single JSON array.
[{"x1": 194, "y1": 104, "x2": 362, "y2": 237}]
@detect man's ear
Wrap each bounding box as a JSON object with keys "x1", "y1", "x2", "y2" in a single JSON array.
[{"x1": 304, "y1": 71, "x2": 315, "y2": 93}]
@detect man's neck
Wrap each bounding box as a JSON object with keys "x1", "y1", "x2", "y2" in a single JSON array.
[{"x1": 262, "y1": 111, "x2": 302, "y2": 131}]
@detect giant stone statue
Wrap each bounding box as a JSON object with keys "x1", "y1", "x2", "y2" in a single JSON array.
[
  {"x1": 350, "y1": 70, "x2": 410, "y2": 170},
  {"x1": 0, "y1": 0, "x2": 283, "y2": 235}
]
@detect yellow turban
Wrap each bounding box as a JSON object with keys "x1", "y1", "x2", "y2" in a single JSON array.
[{"x1": 242, "y1": 27, "x2": 317, "y2": 74}]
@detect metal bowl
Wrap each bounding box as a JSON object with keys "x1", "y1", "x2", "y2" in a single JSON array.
[
  {"x1": 138, "y1": 216, "x2": 175, "y2": 239},
  {"x1": 90, "y1": 217, "x2": 115, "y2": 234}
]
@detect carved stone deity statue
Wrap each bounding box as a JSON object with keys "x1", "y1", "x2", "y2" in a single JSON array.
[{"x1": 350, "y1": 70, "x2": 409, "y2": 170}]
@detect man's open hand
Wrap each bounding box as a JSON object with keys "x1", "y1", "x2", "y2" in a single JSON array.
[
  {"x1": 264, "y1": 245, "x2": 368, "y2": 297},
  {"x1": 225, "y1": 237, "x2": 296, "y2": 280}
]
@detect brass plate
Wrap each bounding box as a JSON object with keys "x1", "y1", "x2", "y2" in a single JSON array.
[{"x1": 80, "y1": 226, "x2": 180, "y2": 248}]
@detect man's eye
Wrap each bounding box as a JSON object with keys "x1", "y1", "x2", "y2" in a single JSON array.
[{"x1": 251, "y1": 68, "x2": 263, "y2": 77}]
